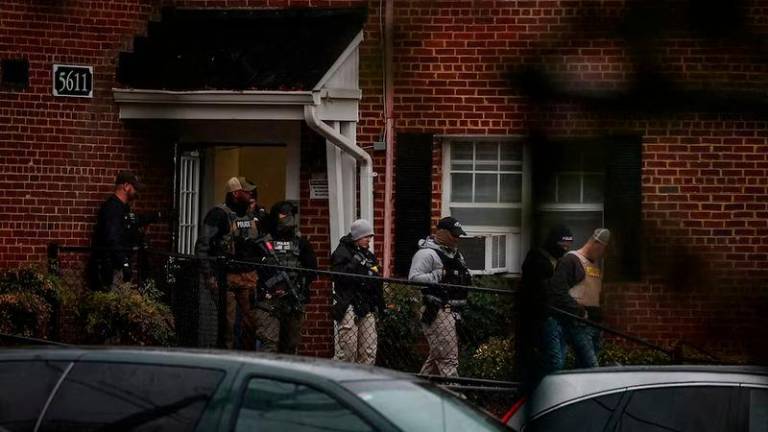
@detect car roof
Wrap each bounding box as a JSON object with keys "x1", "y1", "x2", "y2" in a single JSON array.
[
  {"x1": 0, "y1": 347, "x2": 417, "y2": 383},
  {"x1": 529, "y1": 365, "x2": 768, "y2": 416}
]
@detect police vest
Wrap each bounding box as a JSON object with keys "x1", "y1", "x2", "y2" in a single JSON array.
[
  {"x1": 433, "y1": 247, "x2": 471, "y2": 303},
  {"x1": 434, "y1": 248, "x2": 469, "y2": 284},
  {"x1": 271, "y1": 238, "x2": 303, "y2": 288},
  {"x1": 217, "y1": 204, "x2": 260, "y2": 258},
  {"x1": 566, "y1": 251, "x2": 602, "y2": 307}
]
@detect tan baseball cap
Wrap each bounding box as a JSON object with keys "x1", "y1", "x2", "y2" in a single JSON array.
[{"x1": 225, "y1": 176, "x2": 257, "y2": 193}]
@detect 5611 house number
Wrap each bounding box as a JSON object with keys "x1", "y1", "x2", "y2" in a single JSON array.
[{"x1": 52, "y1": 64, "x2": 93, "y2": 98}]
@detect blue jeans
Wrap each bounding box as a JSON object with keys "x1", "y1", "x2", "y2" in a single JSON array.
[
  {"x1": 538, "y1": 317, "x2": 567, "y2": 376},
  {"x1": 565, "y1": 322, "x2": 601, "y2": 368}
]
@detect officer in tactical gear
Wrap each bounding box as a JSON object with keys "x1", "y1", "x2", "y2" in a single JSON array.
[
  {"x1": 89, "y1": 171, "x2": 162, "y2": 291},
  {"x1": 239, "y1": 200, "x2": 316, "y2": 353},
  {"x1": 331, "y1": 219, "x2": 384, "y2": 365},
  {"x1": 195, "y1": 176, "x2": 261, "y2": 350},
  {"x1": 409, "y1": 216, "x2": 471, "y2": 377}
]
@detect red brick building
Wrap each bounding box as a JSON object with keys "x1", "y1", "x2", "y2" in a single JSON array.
[{"x1": 1, "y1": 0, "x2": 766, "y2": 360}]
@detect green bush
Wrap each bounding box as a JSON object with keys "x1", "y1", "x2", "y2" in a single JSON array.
[
  {"x1": 0, "y1": 268, "x2": 62, "y2": 339},
  {"x1": 78, "y1": 281, "x2": 175, "y2": 346},
  {"x1": 598, "y1": 341, "x2": 671, "y2": 366},
  {"x1": 459, "y1": 336, "x2": 516, "y2": 381},
  {"x1": 376, "y1": 283, "x2": 423, "y2": 371}
]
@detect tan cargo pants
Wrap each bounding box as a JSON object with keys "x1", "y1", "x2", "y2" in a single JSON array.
[
  {"x1": 420, "y1": 306, "x2": 459, "y2": 377},
  {"x1": 334, "y1": 305, "x2": 377, "y2": 365},
  {"x1": 224, "y1": 271, "x2": 260, "y2": 350}
]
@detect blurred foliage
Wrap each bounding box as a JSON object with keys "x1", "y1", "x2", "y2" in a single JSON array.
[
  {"x1": 78, "y1": 280, "x2": 175, "y2": 346},
  {"x1": 0, "y1": 266, "x2": 175, "y2": 346},
  {"x1": 459, "y1": 337, "x2": 516, "y2": 381},
  {"x1": 0, "y1": 267, "x2": 62, "y2": 339},
  {"x1": 377, "y1": 283, "x2": 423, "y2": 372}
]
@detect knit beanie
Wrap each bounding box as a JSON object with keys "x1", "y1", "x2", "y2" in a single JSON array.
[{"x1": 350, "y1": 219, "x2": 374, "y2": 240}]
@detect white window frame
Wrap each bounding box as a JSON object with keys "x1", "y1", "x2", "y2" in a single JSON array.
[
  {"x1": 178, "y1": 151, "x2": 200, "y2": 254},
  {"x1": 441, "y1": 136, "x2": 530, "y2": 275}
]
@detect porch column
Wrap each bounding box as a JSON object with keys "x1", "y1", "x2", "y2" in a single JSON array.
[{"x1": 326, "y1": 121, "x2": 359, "y2": 251}]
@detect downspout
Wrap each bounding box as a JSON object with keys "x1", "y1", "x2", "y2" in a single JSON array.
[
  {"x1": 382, "y1": 0, "x2": 395, "y2": 277},
  {"x1": 304, "y1": 102, "x2": 374, "y2": 229}
]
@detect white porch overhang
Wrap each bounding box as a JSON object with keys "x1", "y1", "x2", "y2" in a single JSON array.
[
  {"x1": 112, "y1": 88, "x2": 361, "y2": 122},
  {"x1": 112, "y1": 30, "x2": 370, "y2": 251}
]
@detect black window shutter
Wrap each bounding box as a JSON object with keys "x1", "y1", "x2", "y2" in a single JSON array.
[
  {"x1": 394, "y1": 133, "x2": 434, "y2": 276},
  {"x1": 604, "y1": 136, "x2": 643, "y2": 281}
]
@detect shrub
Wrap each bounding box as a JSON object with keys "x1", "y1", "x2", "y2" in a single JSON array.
[
  {"x1": 78, "y1": 281, "x2": 176, "y2": 346},
  {"x1": 598, "y1": 341, "x2": 671, "y2": 366},
  {"x1": 0, "y1": 268, "x2": 62, "y2": 339},
  {"x1": 376, "y1": 283, "x2": 424, "y2": 371},
  {"x1": 459, "y1": 337, "x2": 516, "y2": 381}
]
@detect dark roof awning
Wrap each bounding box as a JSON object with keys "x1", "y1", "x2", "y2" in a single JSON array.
[{"x1": 117, "y1": 7, "x2": 367, "y2": 91}]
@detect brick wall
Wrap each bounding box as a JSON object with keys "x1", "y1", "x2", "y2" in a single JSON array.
[
  {"x1": 2, "y1": 0, "x2": 767, "y2": 360},
  {"x1": 387, "y1": 0, "x2": 768, "y2": 360},
  {"x1": 298, "y1": 123, "x2": 334, "y2": 356}
]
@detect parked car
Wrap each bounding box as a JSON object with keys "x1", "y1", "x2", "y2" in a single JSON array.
[
  {"x1": 0, "y1": 347, "x2": 510, "y2": 432},
  {"x1": 503, "y1": 365, "x2": 768, "y2": 432}
]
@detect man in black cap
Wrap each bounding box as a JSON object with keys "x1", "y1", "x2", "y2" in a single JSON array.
[
  {"x1": 516, "y1": 225, "x2": 573, "y2": 391},
  {"x1": 89, "y1": 171, "x2": 161, "y2": 291},
  {"x1": 408, "y1": 216, "x2": 472, "y2": 377}
]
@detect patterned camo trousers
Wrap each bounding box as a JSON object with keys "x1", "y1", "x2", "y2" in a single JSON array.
[
  {"x1": 334, "y1": 306, "x2": 377, "y2": 365},
  {"x1": 420, "y1": 307, "x2": 459, "y2": 377},
  {"x1": 225, "y1": 272, "x2": 259, "y2": 350}
]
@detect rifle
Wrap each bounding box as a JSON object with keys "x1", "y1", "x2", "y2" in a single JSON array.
[{"x1": 244, "y1": 235, "x2": 302, "y2": 311}]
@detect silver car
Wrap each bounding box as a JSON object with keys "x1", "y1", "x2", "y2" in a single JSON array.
[{"x1": 505, "y1": 365, "x2": 768, "y2": 432}]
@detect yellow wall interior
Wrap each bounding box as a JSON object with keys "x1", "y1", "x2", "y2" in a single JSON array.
[{"x1": 212, "y1": 145, "x2": 287, "y2": 210}]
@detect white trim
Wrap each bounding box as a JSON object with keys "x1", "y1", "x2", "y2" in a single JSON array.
[
  {"x1": 441, "y1": 139, "x2": 451, "y2": 218},
  {"x1": 113, "y1": 89, "x2": 315, "y2": 104},
  {"x1": 537, "y1": 203, "x2": 605, "y2": 212},
  {"x1": 464, "y1": 226, "x2": 520, "y2": 234},
  {"x1": 314, "y1": 30, "x2": 364, "y2": 90},
  {"x1": 449, "y1": 203, "x2": 522, "y2": 209},
  {"x1": 113, "y1": 88, "x2": 360, "y2": 121},
  {"x1": 442, "y1": 137, "x2": 527, "y2": 274}
]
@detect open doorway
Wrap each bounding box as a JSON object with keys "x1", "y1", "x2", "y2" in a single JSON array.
[
  {"x1": 208, "y1": 145, "x2": 287, "y2": 211},
  {"x1": 174, "y1": 120, "x2": 302, "y2": 254}
]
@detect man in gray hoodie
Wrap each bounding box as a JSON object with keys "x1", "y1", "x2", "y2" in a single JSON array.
[{"x1": 409, "y1": 217, "x2": 471, "y2": 377}]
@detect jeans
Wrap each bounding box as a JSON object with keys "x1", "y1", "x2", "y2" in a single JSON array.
[
  {"x1": 565, "y1": 322, "x2": 601, "y2": 368},
  {"x1": 538, "y1": 317, "x2": 567, "y2": 376}
]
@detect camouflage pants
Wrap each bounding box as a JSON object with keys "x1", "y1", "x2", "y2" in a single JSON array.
[
  {"x1": 334, "y1": 306, "x2": 377, "y2": 365},
  {"x1": 420, "y1": 306, "x2": 459, "y2": 377},
  {"x1": 225, "y1": 272, "x2": 259, "y2": 350},
  {"x1": 252, "y1": 301, "x2": 280, "y2": 353}
]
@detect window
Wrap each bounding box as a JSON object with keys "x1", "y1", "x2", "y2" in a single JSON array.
[
  {"x1": 526, "y1": 392, "x2": 623, "y2": 432},
  {"x1": 749, "y1": 388, "x2": 768, "y2": 432},
  {"x1": 235, "y1": 378, "x2": 374, "y2": 432},
  {"x1": 0, "y1": 360, "x2": 69, "y2": 432},
  {"x1": 443, "y1": 139, "x2": 523, "y2": 274},
  {"x1": 616, "y1": 386, "x2": 738, "y2": 432},
  {"x1": 344, "y1": 380, "x2": 509, "y2": 432},
  {"x1": 178, "y1": 151, "x2": 201, "y2": 254},
  {"x1": 535, "y1": 143, "x2": 605, "y2": 248},
  {"x1": 39, "y1": 362, "x2": 224, "y2": 432}
]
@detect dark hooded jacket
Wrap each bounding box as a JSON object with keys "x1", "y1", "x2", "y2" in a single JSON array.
[
  {"x1": 330, "y1": 234, "x2": 385, "y2": 321},
  {"x1": 518, "y1": 228, "x2": 571, "y2": 321}
]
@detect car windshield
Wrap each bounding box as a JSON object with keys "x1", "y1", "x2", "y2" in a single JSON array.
[{"x1": 343, "y1": 380, "x2": 510, "y2": 432}]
